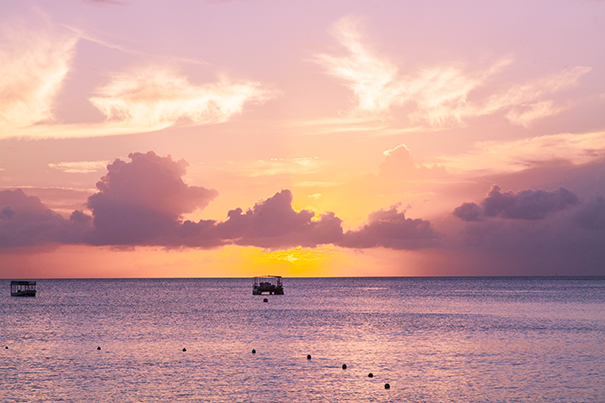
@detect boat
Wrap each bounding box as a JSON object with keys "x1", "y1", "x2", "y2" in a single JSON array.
[
  {"x1": 11, "y1": 281, "x2": 37, "y2": 297},
  {"x1": 253, "y1": 276, "x2": 284, "y2": 295}
]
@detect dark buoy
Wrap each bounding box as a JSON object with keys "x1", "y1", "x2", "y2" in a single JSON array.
[
  {"x1": 384, "y1": 383, "x2": 390, "y2": 389},
  {"x1": 97, "y1": 346, "x2": 101, "y2": 350},
  {"x1": 252, "y1": 349, "x2": 256, "y2": 354},
  {"x1": 5, "y1": 346, "x2": 8, "y2": 349},
  {"x1": 342, "y1": 364, "x2": 347, "y2": 369},
  {"x1": 307, "y1": 354, "x2": 312, "y2": 360},
  {"x1": 368, "y1": 372, "x2": 374, "y2": 378},
  {"x1": 263, "y1": 298, "x2": 268, "y2": 303},
  {"x1": 182, "y1": 348, "x2": 187, "y2": 352}
]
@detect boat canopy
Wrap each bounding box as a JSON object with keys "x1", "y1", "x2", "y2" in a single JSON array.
[{"x1": 253, "y1": 276, "x2": 284, "y2": 295}]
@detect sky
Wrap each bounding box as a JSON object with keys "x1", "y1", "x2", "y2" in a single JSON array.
[{"x1": 1, "y1": 0, "x2": 605, "y2": 278}]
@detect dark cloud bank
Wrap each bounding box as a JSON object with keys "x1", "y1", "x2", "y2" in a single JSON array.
[
  {"x1": 453, "y1": 185, "x2": 579, "y2": 221},
  {"x1": 452, "y1": 185, "x2": 605, "y2": 275},
  {"x1": 4, "y1": 151, "x2": 605, "y2": 274},
  {"x1": 0, "y1": 151, "x2": 438, "y2": 251}
]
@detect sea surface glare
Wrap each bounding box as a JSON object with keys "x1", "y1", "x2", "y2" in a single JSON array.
[{"x1": 1, "y1": 277, "x2": 604, "y2": 402}]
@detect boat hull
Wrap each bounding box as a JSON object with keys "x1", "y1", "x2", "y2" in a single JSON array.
[
  {"x1": 11, "y1": 290, "x2": 36, "y2": 297},
  {"x1": 252, "y1": 286, "x2": 284, "y2": 295}
]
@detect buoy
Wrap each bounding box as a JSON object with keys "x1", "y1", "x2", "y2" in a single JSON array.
[
  {"x1": 342, "y1": 364, "x2": 347, "y2": 369},
  {"x1": 384, "y1": 383, "x2": 390, "y2": 389},
  {"x1": 368, "y1": 373, "x2": 374, "y2": 378},
  {"x1": 252, "y1": 349, "x2": 256, "y2": 354},
  {"x1": 182, "y1": 348, "x2": 187, "y2": 352},
  {"x1": 307, "y1": 354, "x2": 312, "y2": 360},
  {"x1": 5, "y1": 346, "x2": 8, "y2": 349},
  {"x1": 263, "y1": 298, "x2": 268, "y2": 303},
  {"x1": 97, "y1": 346, "x2": 101, "y2": 350}
]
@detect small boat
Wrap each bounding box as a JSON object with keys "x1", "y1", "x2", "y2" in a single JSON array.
[
  {"x1": 253, "y1": 276, "x2": 284, "y2": 295},
  {"x1": 11, "y1": 281, "x2": 37, "y2": 297}
]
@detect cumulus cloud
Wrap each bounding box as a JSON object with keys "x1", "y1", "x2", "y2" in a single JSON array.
[
  {"x1": 216, "y1": 190, "x2": 344, "y2": 249},
  {"x1": 87, "y1": 151, "x2": 219, "y2": 245},
  {"x1": 339, "y1": 204, "x2": 439, "y2": 250},
  {"x1": 379, "y1": 144, "x2": 447, "y2": 180},
  {"x1": 316, "y1": 17, "x2": 589, "y2": 127},
  {"x1": 452, "y1": 202, "x2": 483, "y2": 222},
  {"x1": 0, "y1": 152, "x2": 441, "y2": 251},
  {"x1": 453, "y1": 185, "x2": 579, "y2": 221},
  {"x1": 482, "y1": 186, "x2": 579, "y2": 219},
  {"x1": 89, "y1": 68, "x2": 274, "y2": 131},
  {"x1": 0, "y1": 19, "x2": 77, "y2": 130},
  {"x1": 0, "y1": 189, "x2": 89, "y2": 248}
]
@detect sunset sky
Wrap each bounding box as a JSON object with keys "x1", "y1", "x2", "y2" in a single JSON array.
[{"x1": 2, "y1": 0, "x2": 605, "y2": 278}]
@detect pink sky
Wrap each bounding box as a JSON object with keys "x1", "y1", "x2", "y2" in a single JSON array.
[{"x1": 1, "y1": 0, "x2": 605, "y2": 278}]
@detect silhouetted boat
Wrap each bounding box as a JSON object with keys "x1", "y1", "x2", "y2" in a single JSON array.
[
  {"x1": 11, "y1": 281, "x2": 36, "y2": 297},
  {"x1": 253, "y1": 276, "x2": 284, "y2": 295}
]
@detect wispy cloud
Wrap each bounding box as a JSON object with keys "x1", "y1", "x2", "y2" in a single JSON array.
[
  {"x1": 0, "y1": 14, "x2": 275, "y2": 140},
  {"x1": 438, "y1": 130, "x2": 605, "y2": 175},
  {"x1": 235, "y1": 157, "x2": 323, "y2": 177},
  {"x1": 485, "y1": 66, "x2": 591, "y2": 127},
  {"x1": 62, "y1": 24, "x2": 209, "y2": 66},
  {"x1": 89, "y1": 68, "x2": 275, "y2": 129},
  {"x1": 315, "y1": 17, "x2": 400, "y2": 115},
  {"x1": 0, "y1": 19, "x2": 77, "y2": 129},
  {"x1": 49, "y1": 161, "x2": 111, "y2": 174},
  {"x1": 4, "y1": 67, "x2": 276, "y2": 140},
  {"x1": 316, "y1": 17, "x2": 590, "y2": 128}
]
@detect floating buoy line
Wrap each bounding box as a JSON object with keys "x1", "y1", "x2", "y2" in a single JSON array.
[{"x1": 10, "y1": 343, "x2": 392, "y2": 391}]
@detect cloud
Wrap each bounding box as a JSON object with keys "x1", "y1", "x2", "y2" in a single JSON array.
[
  {"x1": 315, "y1": 17, "x2": 401, "y2": 116},
  {"x1": 0, "y1": 189, "x2": 89, "y2": 248},
  {"x1": 0, "y1": 151, "x2": 440, "y2": 251},
  {"x1": 574, "y1": 196, "x2": 605, "y2": 230},
  {"x1": 452, "y1": 202, "x2": 483, "y2": 222},
  {"x1": 49, "y1": 161, "x2": 111, "y2": 174},
  {"x1": 316, "y1": 17, "x2": 590, "y2": 127},
  {"x1": 216, "y1": 189, "x2": 344, "y2": 249},
  {"x1": 87, "y1": 152, "x2": 219, "y2": 245},
  {"x1": 453, "y1": 185, "x2": 579, "y2": 221},
  {"x1": 451, "y1": 195, "x2": 605, "y2": 275},
  {"x1": 339, "y1": 204, "x2": 440, "y2": 250},
  {"x1": 0, "y1": 18, "x2": 77, "y2": 129},
  {"x1": 486, "y1": 66, "x2": 591, "y2": 127},
  {"x1": 89, "y1": 68, "x2": 274, "y2": 131},
  {"x1": 438, "y1": 130, "x2": 605, "y2": 175},
  {"x1": 0, "y1": 16, "x2": 273, "y2": 140},
  {"x1": 482, "y1": 186, "x2": 579, "y2": 219},
  {"x1": 379, "y1": 144, "x2": 447, "y2": 180},
  {"x1": 3, "y1": 187, "x2": 96, "y2": 217},
  {"x1": 236, "y1": 157, "x2": 323, "y2": 177},
  {"x1": 447, "y1": 183, "x2": 605, "y2": 275}
]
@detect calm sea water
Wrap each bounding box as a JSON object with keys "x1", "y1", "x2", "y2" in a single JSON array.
[{"x1": 1, "y1": 277, "x2": 604, "y2": 402}]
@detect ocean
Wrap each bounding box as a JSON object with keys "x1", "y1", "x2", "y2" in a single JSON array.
[{"x1": 1, "y1": 277, "x2": 604, "y2": 402}]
